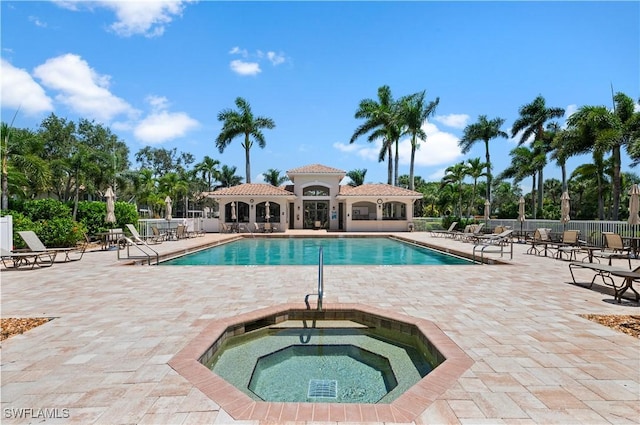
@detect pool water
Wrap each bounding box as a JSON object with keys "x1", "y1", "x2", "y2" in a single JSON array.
[
  {"x1": 206, "y1": 326, "x2": 435, "y2": 403},
  {"x1": 161, "y1": 237, "x2": 473, "y2": 266}
]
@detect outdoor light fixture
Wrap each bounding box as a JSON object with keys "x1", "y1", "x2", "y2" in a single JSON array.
[{"x1": 377, "y1": 199, "x2": 383, "y2": 204}]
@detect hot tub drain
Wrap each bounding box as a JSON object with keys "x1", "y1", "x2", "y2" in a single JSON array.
[{"x1": 308, "y1": 379, "x2": 337, "y2": 398}]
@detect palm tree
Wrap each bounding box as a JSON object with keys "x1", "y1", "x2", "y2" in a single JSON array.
[
  {"x1": 465, "y1": 158, "x2": 487, "y2": 217},
  {"x1": 458, "y1": 115, "x2": 507, "y2": 203},
  {"x1": 350, "y1": 85, "x2": 399, "y2": 185},
  {"x1": 346, "y1": 169, "x2": 367, "y2": 186},
  {"x1": 262, "y1": 168, "x2": 288, "y2": 186},
  {"x1": 511, "y1": 95, "x2": 565, "y2": 216},
  {"x1": 194, "y1": 156, "x2": 220, "y2": 191},
  {"x1": 218, "y1": 165, "x2": 243, "y2": 188},
  {"x1": 441, "y1": 161, "x2": 467, "y2": 217},
  {"x1": 398, "y1": 91, "x2": 440, "y2": 190},
  {"x1": 215, "y1": 97, "x2": 275, "y2": 183},
  {"x1": 498, "y1": 145, "x2": 545, "y2": 217}
]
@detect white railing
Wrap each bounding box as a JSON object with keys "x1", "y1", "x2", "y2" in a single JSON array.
[{"x1": 413, "y1": 217, "x2": 638, "y2": 246}]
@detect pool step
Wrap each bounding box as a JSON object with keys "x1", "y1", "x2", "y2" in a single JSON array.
[{"x1": 270, "y1": 320, "x2": 368, "y2": 329}]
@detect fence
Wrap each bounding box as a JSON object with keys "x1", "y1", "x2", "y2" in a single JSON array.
[{"x1": 412, "y1": 217, "x2": 639, "y2": 246}]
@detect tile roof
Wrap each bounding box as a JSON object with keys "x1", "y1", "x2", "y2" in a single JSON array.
[
  {"x1": 338, "y1": 184, "x2": 422, "y2": 198},
  {"x1": 286, "y1": 164, "x2": 346, "y2": 175},
  {"x1": 205, "y1": 184, "x2": 295, "y2": 197}
]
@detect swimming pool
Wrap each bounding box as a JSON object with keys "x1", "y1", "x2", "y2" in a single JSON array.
[{"x1": 160, "y1": 237, "x2": 473, "y2": 266}]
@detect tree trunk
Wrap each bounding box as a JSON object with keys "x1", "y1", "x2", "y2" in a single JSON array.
[
  {"x1": 409, "y1": 140, "x2": 416, "y2": 190},
  {"x1": 484, "y1": 139, "x2": 491, "y2": 202},
  {"x1": 531, "y1": 174, "x2": 537, "y2": 219},
  {"x1": 387, "y1": 144, "x2": 393, "y2": 185},
  {"x1": 537, "y1": 168, "x2": 544, "y2": 218},
  {"x1": 394, "y1": 139, "x2": 399, "y2": 186},
  {"x1": 244, "y1": 145, "x2": 251, "y2": 184},
  {"x1": 612, "y1": 146, "x2": 621, "y2": 220}
]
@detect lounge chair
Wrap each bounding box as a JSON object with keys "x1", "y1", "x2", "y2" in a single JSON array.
[
  {"x1": 472, "y1": 229, "x2": 514, "y2": 262},
  {"x1": 1, "y1": 247, "x2": 56, "y2": 269},
  {"x1": 18, "y1": 230, "x2": 86, "y2": 262},
  {"x1": 591, "y1": 232, "x2": 633, "y2": 267},
  {"x1": 456, "y1": 223, "x2": 485, "y2": 242},
  {"x1": 126, "y1": 224, "x2": 161, "y2": 245},
  {"x1": 526, "y1": 228, "x2": 552, "y2": 256},
  {"x1": 430, "y1": 221, "x2": 458, "y2": 238},
  {"x1": 569, "y1": 262, "x2": 640, "y2": 303},
  {"x1": 552, "y1": 230, "x2": 585, "y2": 261}
]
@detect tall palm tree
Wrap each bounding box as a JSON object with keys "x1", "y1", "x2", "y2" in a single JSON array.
[
  {"x1": 458, "y1": 115, "x2": 507, "y2": 203},
  {"x1": 194, "y1": 156, "x2": 221, "y2": 191},
  {"x1": 399, "y1": 91, "x2": 440, "y2": 190},
  {"x1": 215, "y1": 97, "x2": 275, "y2": 183},
  {"x1": 218, "y1": 165, "x2": 243, "y2": 188},
  {"x1": 262, "y1": 168, "x2": 288, "y2": 186},
  {"x1": 498, "y1": 145, "x2": 544, "y2": 217},
  {"x1": 511, "y1": 95, "x2": 565, "y2": 216},
  {"x1": 346, "y1": 168, "x2": 367, "y2": 187},
  {"x1": 441, "y1": 161, "x2": 467, "y2": 217},
  {"x1": 465, "y1": 158, "x2": 487, "y2": 217},
  {"x1": 350, "y1": 85, "x2": 399, "y2": 185}
]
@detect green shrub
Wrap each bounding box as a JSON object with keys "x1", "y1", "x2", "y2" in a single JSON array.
[
  {"x1": 77, "y1": 201, "x2": 108, "y2": 235},
  {"x1": 1, "y1": 210, "x2": 35, "y2": 249},
  {"x1": 21, "y1": 199, "x2": 71, "y2": 221},
  {"x1": 114, "y1": 201, "x2": 138, "y2": 229},
  {"x1": 33, "y1": 217, "x2": 87, "y2": 247}
]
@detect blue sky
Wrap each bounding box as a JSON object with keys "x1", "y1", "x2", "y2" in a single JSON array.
[{"x1": 1, "y1": 1, "x2": 638, "y2": 188}]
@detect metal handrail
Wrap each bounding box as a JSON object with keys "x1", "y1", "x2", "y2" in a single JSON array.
[
  {"x1": 116, "y1": 237, "x2": 159, "y2": 265},
  {"x1": 304, "y1": 247, "x2": 324, "y2": 311}
]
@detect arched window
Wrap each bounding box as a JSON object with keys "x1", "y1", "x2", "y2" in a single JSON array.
[
  {"x1": 351, "y1": 201, "x2": 376, "y2": 220},
  {"x1": 303, "y1": 185, "x2": 330, "y2": 197},
  {"x1": 382, "y1": 202, "x2": 406, "y2": 220},
  {"x1": 256, "y1": 202, "x2": 281, "y2": 223}
]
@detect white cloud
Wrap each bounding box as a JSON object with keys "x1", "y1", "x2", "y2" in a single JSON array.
[
  {"x1": 267, "y1": 51, "x2": 285, "y2": 66},
  {"x1": 228, "y1": 47, "x2": 286, "y2": 75},
  {"x1": 229, "y1": 46, "x2": 248, "y2": 57},
  {"x1": 334, "y1": 121, "x2": 463, "y2": 168},
  {"x1": 433, "y1": 113, "x2": 469, "y2": 129},
  {"x1": 1, "y1": 59, "x2": 54, "y2": 115},
  {"x1": 33, "y1": 53, "x2": 135, "y2": 122},
  {"x1": 398, "y1": 122, "x2": 463, "y2": 166},
  {"x1": 28, "y1": 16, "x2": 48, "y2": 28},
  {"x1": 230, "y1": 60, "x2": 261, "y2": 76},
  {"x1": 54, "y1": 0, "x2": 193, "y2": 38},
  {"x1": 133, "y1": 95, "x2": 199, "y2": 144}
]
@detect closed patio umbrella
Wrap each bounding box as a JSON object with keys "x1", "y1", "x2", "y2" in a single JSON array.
[
  {"x1": 105, "y1": 186, "x2": 116, "y2": 225},
  {"x1": 560, "y1": 191, "x2": 570, "y2": 229},
  {"x1": 230, "y1": 201, "x2": 236, "y2": 221},
  {"x1": 518, "y1": 196, "x2": 526, "y2": 241},
  {"x1": 165, "y1": 196, "x2": 173, "y2": 221},
  {"x1": 483, "y1": 200, "x2": 490, "y2": 224},
  {"x1": 265, "y1": 201, "x2": 271, "y2": 222},
  {"x1": 628, "y1": 184, "x2": 640, "y2": 226}
]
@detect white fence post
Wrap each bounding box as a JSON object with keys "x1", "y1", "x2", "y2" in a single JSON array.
[{"x1": 1, "y1": 215, "x2": 13, "y2": 251}]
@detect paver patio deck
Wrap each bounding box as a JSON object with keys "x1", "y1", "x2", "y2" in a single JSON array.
[{"x1": 1, "y1": 231, "x2": 639, "y2": 424}]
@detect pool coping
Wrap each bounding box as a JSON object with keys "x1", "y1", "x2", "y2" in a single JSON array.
[
  {"x1": 132, "y1": 233, "x2": 509, "y2": 266},
  {"x1": 168, "y1": 302, "x2": 474, "y2": 423}
]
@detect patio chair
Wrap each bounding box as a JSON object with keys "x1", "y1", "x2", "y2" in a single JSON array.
[
  {"x1": 569, "y1": 262, "x2": 640, "y2": 303},
  {"x1": 552, "y1": 230, "x2": 585, "y2": 261},
  {"x1": 1, "y1": 247, "x2": 56, "y2": 269},
  {"x1": 17, "y1": 230, "x2": 86, "y2": 262},
  {"x1": 457, "y1": 223, "x2": 485, "y2": 242},
  {"x1": 430, "y1": 221, "x2": 458, "y2": 238},
  {"x1": 526, "y1": 228, "x2": 552, "y2": 256},
  {"x1": 472, "y1": 229, "x2": 514, "y2": 263},
  {"x1": 126, "y1": 224, "x2": 162, "y2": 245},
  {"x1": 590, "y1": 232, "x2": 633, "y2": 268},
  {"x1": 254, "y1": 223, "x2": 264, "y2": 233}
]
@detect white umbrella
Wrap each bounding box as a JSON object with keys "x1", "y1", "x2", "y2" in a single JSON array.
[
  {"x1": 518, "y1": 196, "x2": 526, "y2": 241},
  {"x1": 105, "y1": 186, "x2": 116, "y2": 224},
  {"x1": 165, "y1": 196, "x2": 173, "y2": 221},
  {"x1": 265, "y1": 201, "x2": 271, "y2": 222},
  {"x1": 628, "y1": 184, "x2": 640, "y2": 226},
  {"x1": 518, "y1": 196, "x2": 526, "y2": 222},
  {"x1": 230, "y1": 202, "x2": 236, "y2": 220},
  {"x1": 560, "y1": 191, "x2": 571, "y2": 227}
]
